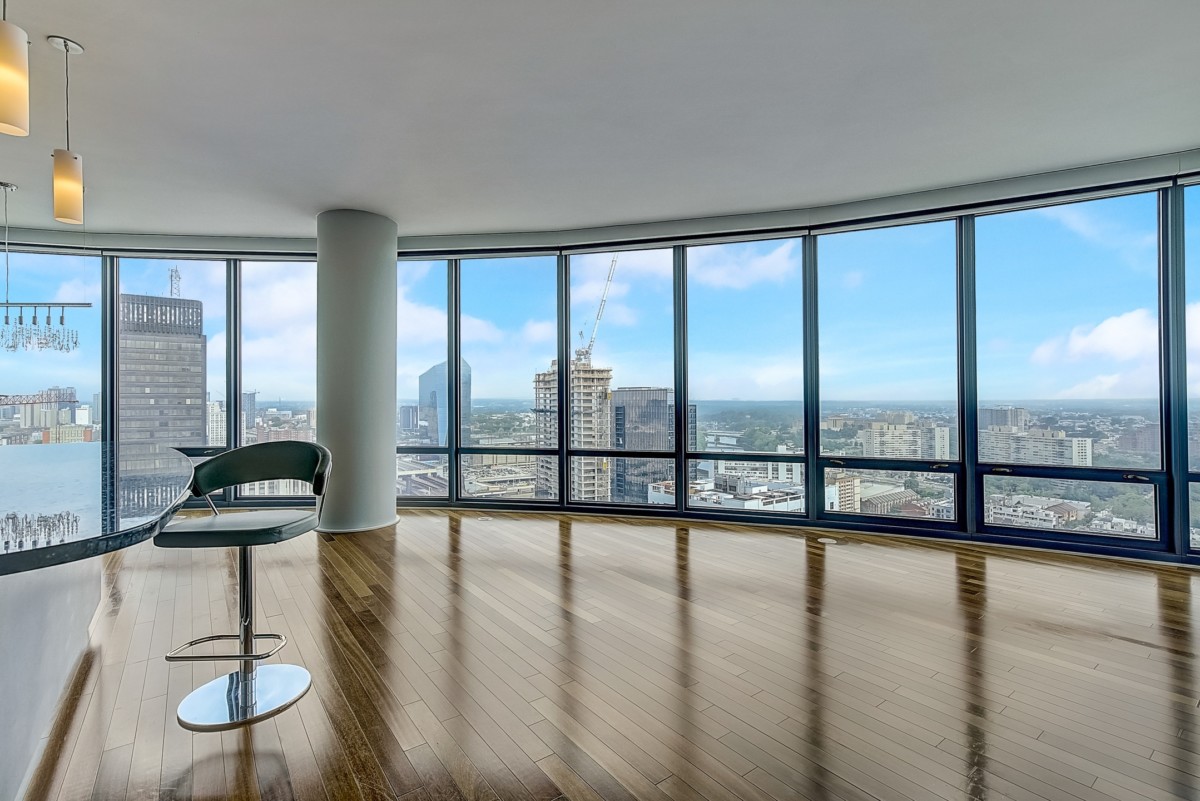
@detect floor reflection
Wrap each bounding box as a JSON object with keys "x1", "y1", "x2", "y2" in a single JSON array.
[
  {"x1": 805, "y1": 537, "x2": 829, "y2": 801},
  {"x1": 1157, "y1": 569, "x2": 1195, "y2": 799},
  {"x1": 674, "y1": 526, "x2": 696, "y2": 781},
  {"x1": 957, "y1": 552, "x2": 988, "y2": 801}
]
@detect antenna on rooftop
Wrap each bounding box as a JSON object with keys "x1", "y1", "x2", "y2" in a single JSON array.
[{"x1": 168, "y1": 265, "x2": 181, "y2": 298}]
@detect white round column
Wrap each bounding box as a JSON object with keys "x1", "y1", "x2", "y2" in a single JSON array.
[{"x1": 316, "y1": 209, "x2": 399, "y2": 532}]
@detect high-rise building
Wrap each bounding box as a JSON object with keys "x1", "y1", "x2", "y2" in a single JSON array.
[
  {"x1": 979, "y1": 427, "x2": 1092, "y2": 466},
  {"x1": 240, "y1": 391, "x2": 258, "y2": 445},
  {"x1": 534, "y1": 357, "x2": 612, "y2": 501},
  {"x1": 118, "y1": 294, "x2": 206, "y2": 446},
  {"x1": 858, "y1": 422, "x2": 922, "y2": 459},
  {"x1": 206, "y1": 402, "x2": 226, "y2": 446},
  {"x1": 610, "y1": 387, "x2": 697, "y2": 504},
  {"x1": 418, "y1": 360, "x2": 471, "y2": 446},
  {"x1": 979, "y1": 406, "x2": 1031, "y2": 431},
  {"x1": 398, "y1": 404, "x2": 419, "y2": 433}
]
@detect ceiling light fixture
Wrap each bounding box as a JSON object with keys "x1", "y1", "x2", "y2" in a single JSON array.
[
  {"x1": 0, "y1": 180, "x2": 91, "y2": 352},
  {"x1": 48, "y1": 35, "x2": 83, "y2": 225},
  {"x1": 0, "y1": 1, "x2": 29, "y2": 136}
]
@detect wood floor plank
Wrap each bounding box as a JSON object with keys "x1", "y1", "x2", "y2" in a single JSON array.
[{"x1": 29, "y1": 510, "x2": 1200, "y2": 801}]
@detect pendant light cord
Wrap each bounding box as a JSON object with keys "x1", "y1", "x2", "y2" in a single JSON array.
[
  {"x1": 3, "y1": 188, "x2": 9, "y2": 307},
  {"x1": 64, "y1": 47, "x2": 71, "y2": 150}
]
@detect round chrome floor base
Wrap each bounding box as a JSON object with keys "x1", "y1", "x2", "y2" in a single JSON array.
[{"x1": 177, "y1": 664, "x2": 311, "y2": 732}]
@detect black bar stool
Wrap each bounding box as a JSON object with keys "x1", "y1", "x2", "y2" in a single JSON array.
[{"x1": 155, "y1": 440, "x2": 331, "y2": 732}]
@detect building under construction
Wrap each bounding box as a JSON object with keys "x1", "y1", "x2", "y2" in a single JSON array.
[{"x1": 533, "y1": 356, "x2": 613, "y2": 501}]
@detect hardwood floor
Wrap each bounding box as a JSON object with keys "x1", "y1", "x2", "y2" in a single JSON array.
[{"x1": 22, "y1": 509, "x2": 1200, "y2": 800}]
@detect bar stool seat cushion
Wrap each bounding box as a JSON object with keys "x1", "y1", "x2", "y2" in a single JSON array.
[{"x1": 155, "y1": 509, "x2": 318, "y2": 549}]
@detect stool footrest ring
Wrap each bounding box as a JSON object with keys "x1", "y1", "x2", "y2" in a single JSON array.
[{"x1": 165, "y1": 633, "x2": 286, "y2": 663}]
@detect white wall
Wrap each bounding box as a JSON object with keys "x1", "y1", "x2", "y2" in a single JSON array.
[{"x1": 0, "y1": 559, "x2": 99, "y2": 800}]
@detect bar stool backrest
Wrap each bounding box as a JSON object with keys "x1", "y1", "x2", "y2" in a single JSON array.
[{"x1": 190, "y1": 441, "x2": 332, "y2": 499}]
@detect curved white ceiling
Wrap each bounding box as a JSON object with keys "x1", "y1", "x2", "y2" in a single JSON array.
[{"x1": 1, "y1": 0, "x2": 1198, "y2": 239}]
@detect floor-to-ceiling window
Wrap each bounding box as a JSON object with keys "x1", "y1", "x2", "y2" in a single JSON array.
[
  {"x1": 240, "y1": 260, "x2": 318, "y2": 497},
  {"x1": 117, "y1": 258, "x2": 227, "y2": 449},
  {"x1": 976, "y1": 192, "x2": 1162, "y2": 540},
  {"x1": 686, "y1": 237, "x2": 806, "y2": 514},
  {"x1": 818, "y1": 221, "x2": 959, "y2": 522},
  {"x1": 396, "y1": 259, "x2": 450, "y2": 498},
  {"x1": 1184, "y1": 184, "x2": 1200, "y2": 547},
  {"x1": 0, "y1": 252, "x2": 102, "y2": 447},
  {"x1": 458, "y1": 255, "x2": 559, "y2": 500},
  {"x1": 0, "y1": 251, "x2": 104, "y2": 542},
  {"x1": 567, "y1": 247, "x2": 675, "y2": 506}
]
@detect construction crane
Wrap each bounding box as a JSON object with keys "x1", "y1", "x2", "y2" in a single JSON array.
[
  {"x1": 575, "y1": 254, "x2": 618, "y2": 365},
  {"x1": 0, "y1": 387, "x2": 79, "y2": 406}
]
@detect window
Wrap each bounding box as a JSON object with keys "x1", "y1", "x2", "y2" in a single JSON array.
[
  {"x1": 984, "y1": 476, "x2": 1156, "y2": 539},
  {"x1": 688, "y1": 459, "x2": 805, "y2": 513},
  {"x1": 118, "y1": 259, "x2": 226, "y2": 448},
  {"x1": 0, "y1": 252, "x2": 102, "y2": 448},
  {"x1": 241, "y1": 261, "x2": 317, "y2": 496},
  {"x1": 976, "y1": 193, "x2": 1160, "y2": 469},
  {"x1": 818, "y1": 222, "x2": 959, "y2": 460},
  {"x1": 1185, "y1": 185, "x2": 1200, "y2": 475},
  {"x1": 687, "y1": 238, "x2": 804, "y2": 456},
  {"x1": 568, "y1": 248, "x2": 676, "y2": 505},
  {"x1": 397, "y1": 261, "x2": 450, "y2": 449},
  {"x1": 459, "y1": 256, "x2": 558, "y2": 449},
  {"x1": 823, "y1": 467, "x2": 954, "y2": 520}
]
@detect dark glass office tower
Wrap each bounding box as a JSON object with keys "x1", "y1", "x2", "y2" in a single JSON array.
[
  {"x1": 418, "y1": 359, "x2": 471, "y2": 446},
  {"x1": 611, "y1": 387, "x2": 697, "y2": 503},
  {"x1": 118, "y1": 294, "x2": 207, "y2": 446}
]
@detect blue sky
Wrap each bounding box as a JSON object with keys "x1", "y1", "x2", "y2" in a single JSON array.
[{"x1": 3, "y1": 188, "x2": 1192, "y2": 408}]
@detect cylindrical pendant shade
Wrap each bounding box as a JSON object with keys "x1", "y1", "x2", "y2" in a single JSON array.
[
  {"x1": 0, "y1": 20, "x2": 29, "y2": 136},
  {"x1": 53, "y1": 148, "x2": 83, "y2": 224}
]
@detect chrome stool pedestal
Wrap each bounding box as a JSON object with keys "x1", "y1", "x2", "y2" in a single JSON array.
[{"x1": 177, "y1": 663, "x2": 311, "y2": 732}]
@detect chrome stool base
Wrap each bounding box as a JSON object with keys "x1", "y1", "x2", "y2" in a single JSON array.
[{"x1": 177, "y1": 663, "x2": 312, "y2": 732}]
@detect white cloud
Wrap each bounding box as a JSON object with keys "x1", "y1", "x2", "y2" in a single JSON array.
[
  {"x1": 841, "y1": 270, "x2": 864, "y2": 290},
  {"x1": 1054, "y1": 374, "x2": 1122, "y2": 399},
  {"x1": 1030, "y1": 308, "x2": 1157, "y2": 365},
  {"x1": 571, "y1": 278, "x2": 630, "y2": 307},
  {"x1": 571, "y1": 249, "x2": 673, "y2": 285},
  {"x1": 397, "y1": 292, "x2": 447, "y2": 346},
  {"x1": 1034, "y1": 205, "x2": 1157, "y2": 271},
  {"x1": 461, "y1": 314, "x2": 503, "y2": 343},
  {"x1": 689, "y1": 240, "x2": 799, "y2": 290},
  {"x1": 521, "y1": 319, "x2": 556, "y2": 344},
  {"x1": 53, "y1": 278, "x2": 101, "y2": 304}
]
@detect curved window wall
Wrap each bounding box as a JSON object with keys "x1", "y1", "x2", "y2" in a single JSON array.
[{"x1": 7, "y1": 177, "x2": 1200, "y2": 563}]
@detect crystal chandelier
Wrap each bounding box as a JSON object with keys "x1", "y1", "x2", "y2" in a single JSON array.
[{"x1": 0, "y1": 181, "x2": 91, "y2": 352}]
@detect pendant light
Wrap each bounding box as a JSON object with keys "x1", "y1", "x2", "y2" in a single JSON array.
[
  {"x1": 0, "y1": 1, "x2": 29, "y2": 136},
  {"x1": 48, "y1": 36, "x2": 83, "y2": 225}
]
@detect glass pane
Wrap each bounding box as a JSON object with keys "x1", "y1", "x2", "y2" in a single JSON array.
[
  {"x1": 571, "y1": 456, "x2": 674, "y2": 506},
  {"x1": 1186, "y1": 186, "x2": 1200, "y2": 471},
  {"x1": 823, "y1": 467, "x2": 954, "y2": 520},
  {"x1": 118, "y1": 259, "x2": 226, "y2": 448},
  {"x1": 1190, "y1": 483, "x2": 1200, "y2": 548},
  {"x1": 241, "y1": 261, "x2": 317, "y2": 496},
  {"x1": 569, "y1": 249, "x2": 676, "y2": 452},
  {"x1": 687, "y1": 459, "x2": 805, "y2": 513},
  {"x1": 0, "y1": 253, "x2": 102, "y2": 447},
  {"x1": 818, "y1": 222, "x2": 959, "y2": 460},
  {"x1": 688, "y1": 238, "x2": 804, "y2": 455},
  {"x1": 460, "y1": 453, "x2": 554, "y2": 500},
  {"x1": 460, "y1": 256, "x2": 557, "y2": 448},
  {"x1": 984, "y1": 476, "x2": 1156, "y2": 539},
  {"x1": 397, "y1": 453, "x2": 449, "y2": 498},
  {"x1": 397, "y1": 261, "x2": 450, "y2": 447},
  {"x1": 977, "y1": 193, "x2": 1160, "y2": 469}
]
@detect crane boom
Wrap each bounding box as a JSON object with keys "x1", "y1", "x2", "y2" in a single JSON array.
[{"x1": 576, "y1": 254, "x2": 618, "y2": 364}]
